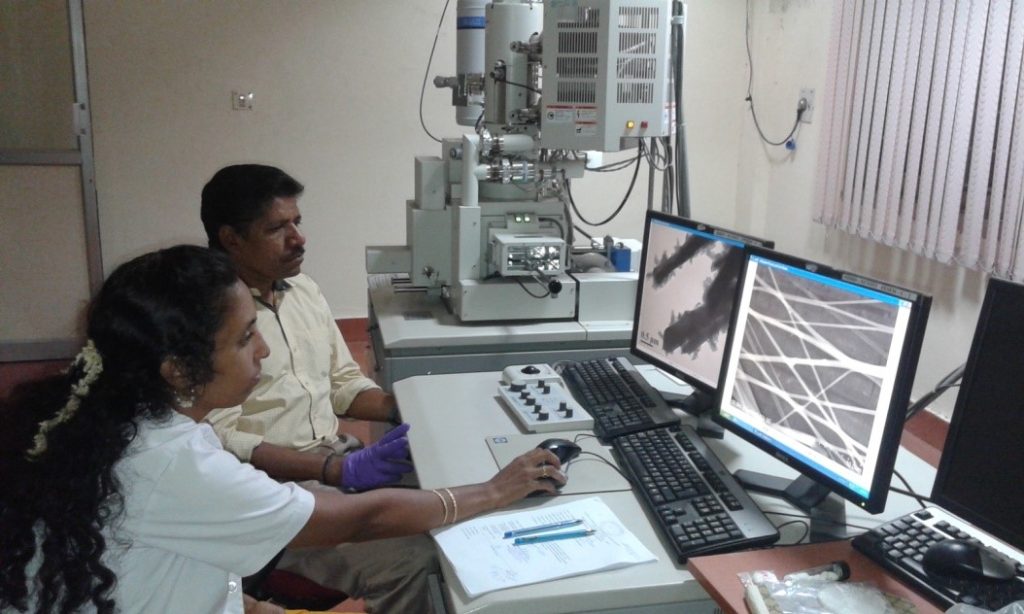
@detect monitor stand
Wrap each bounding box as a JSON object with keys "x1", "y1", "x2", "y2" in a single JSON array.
[
  {"x1": 734, "y1": 470, "x2": 848, "y2": 542},
  {"x1": 663, "y1": 390, "x2": 724, "y2": 439}
]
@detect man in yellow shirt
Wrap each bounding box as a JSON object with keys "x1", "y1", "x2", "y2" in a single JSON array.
[{"x1": 202, "y1": 164, "x2": 438, "y2": 613}]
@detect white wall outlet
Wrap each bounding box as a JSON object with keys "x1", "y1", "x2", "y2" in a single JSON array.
[
  {"x1": 231, "y1": 91, "x2": 254, "y2": 111},
  {"x1": 798, "y1": 88, "x2": 814, "y2": 124}
]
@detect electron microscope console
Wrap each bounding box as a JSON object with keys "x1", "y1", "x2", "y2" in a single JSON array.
[{"x1": 366, "y1": 0, "x2": 680, "y2": 389}]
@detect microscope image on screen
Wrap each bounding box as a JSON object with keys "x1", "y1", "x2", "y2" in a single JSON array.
[
  {"x1": 636, "y1": 224, "x2": 745, "y2": 389},
  {"x1": 729, "y1": 262, "x2": 901, "y2": 476}
]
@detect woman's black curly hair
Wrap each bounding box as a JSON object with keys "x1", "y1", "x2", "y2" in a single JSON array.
[{"x1": 0, "y1": 245, "x2": 240, "y2": 613}]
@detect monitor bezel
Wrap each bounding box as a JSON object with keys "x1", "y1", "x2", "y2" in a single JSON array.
[
  {"x1": 931, "y1": 277, "x2": 1024, "y2": 548},
  {"x1": 630, "y1": 210, "x2": 774, "y2": 395},
  {"x1": 712, "y1": 246, "x2": 931, "y2": 513}
]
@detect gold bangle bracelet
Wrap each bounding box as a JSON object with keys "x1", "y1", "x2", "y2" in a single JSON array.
[
  {"x1": 443, "y1": 487, "x2": 458, "y2": 524},
  {"x1": 431, "y1": 488, "x2": 450, "y2": 525}
]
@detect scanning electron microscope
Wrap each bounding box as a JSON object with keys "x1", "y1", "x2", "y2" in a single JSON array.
[{"x1": 366, "y1": 0, "x2": 683, "y2": 388}]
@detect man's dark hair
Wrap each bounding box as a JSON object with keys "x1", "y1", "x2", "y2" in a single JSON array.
[{"x1": 201, "y1": 164, "x2": 304, "y2": 250}]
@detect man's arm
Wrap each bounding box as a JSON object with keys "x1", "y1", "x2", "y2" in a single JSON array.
[
  {"x1": 205, "y1": 406, "x2": 265, "y2": 462},
  {"x1": 344, "y1": 388, "x2": 397, "y2": 423},
  {"x1": 250, "y1": 441, "x2": 339, "y2": 484},
  {"x1": 206, "y1": 407, "x2": 338, "y2": 484}
]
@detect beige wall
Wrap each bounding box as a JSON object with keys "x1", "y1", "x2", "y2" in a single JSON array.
[{"x1": 81, "y1": 0, "x2": 980, "y2": 418}]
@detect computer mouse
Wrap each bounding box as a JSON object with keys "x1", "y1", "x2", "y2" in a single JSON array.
[
  {"x1": 536, "y1": 438, "x2": 581, "y2": 464},
  {"x1": 921, "y1": 539, "x2": 1017, "y2": 582},
  {"x1": 532, "y1": 438, "x2": 580, "y2": 492}
]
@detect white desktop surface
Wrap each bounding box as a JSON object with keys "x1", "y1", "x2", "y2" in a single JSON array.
[{"x1": 394, "y1": 371, "x2": 937, "y2": 613}]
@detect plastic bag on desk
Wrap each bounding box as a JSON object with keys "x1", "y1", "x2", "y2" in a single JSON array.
[
  {"x1": 946, "y1": 601, "x2": 1024, "y2": 614},
  {"x1": 739, "y1": 570, "x2": 907, "y2": 614}
]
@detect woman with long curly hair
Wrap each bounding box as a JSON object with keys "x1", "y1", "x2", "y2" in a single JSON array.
[{"x1": 0, "y1": 245, "x2": 564, "y2": 613}]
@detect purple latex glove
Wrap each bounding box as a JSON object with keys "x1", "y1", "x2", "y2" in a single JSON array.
[{"x1": 340, "y1": 423, "x2": 413, "y2": 491}]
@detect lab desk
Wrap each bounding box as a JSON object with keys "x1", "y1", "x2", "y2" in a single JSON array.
[{"x1": 394, "y1": 371, "x2": 938, "y2": 613}]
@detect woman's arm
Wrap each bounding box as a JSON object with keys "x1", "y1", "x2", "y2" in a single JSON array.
[{"x1": 290, "y1": 447, "x2": 563, "y2": 548}]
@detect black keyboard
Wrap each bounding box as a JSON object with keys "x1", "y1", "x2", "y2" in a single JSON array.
[
  {"x1": 559, "y1": 356, "x2": 679, "y2": 440},
  {"x1": 612, "y1": 425, "x2": 779, "y2": 562},
  {"x1": 852, "y1": 508, "x2": 1024, "y2": 610}
]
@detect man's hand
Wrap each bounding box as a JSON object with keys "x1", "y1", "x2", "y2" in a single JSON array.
[{"x1": 339, "y1": 423, "x2": 413, "y2": 490}]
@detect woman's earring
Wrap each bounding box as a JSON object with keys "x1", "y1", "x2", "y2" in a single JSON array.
[{"x1": 175, "y1": 387, "x2": 195, "y2": 410}]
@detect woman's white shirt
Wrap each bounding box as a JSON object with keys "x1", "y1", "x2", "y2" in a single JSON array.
[{"x1": 104, "y1": 412, "x2": 315, "y2": 613}]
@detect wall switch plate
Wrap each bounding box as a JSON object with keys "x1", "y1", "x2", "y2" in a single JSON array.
[
  {"x1": 798, "y1": 88, "x2": 814, "y2": 124},
  {"x1": 232, "y1": 91, "x2": 254, "y2": 111}
]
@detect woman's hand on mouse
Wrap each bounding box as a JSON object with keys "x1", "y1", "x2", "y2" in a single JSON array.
[{"x1": 487, "y1": 448, "x2": 565, "y2": 507}]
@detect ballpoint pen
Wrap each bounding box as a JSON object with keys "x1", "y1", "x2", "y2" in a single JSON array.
[
  {"x1": 513, "y1": 529, "x2": 596, "y2": 546},
  {"x1": 503, "y1": 519, "x2": 584, "y2": 539}
]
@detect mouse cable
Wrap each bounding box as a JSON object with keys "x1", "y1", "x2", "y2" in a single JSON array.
[
  {"x1": 889, "y1": 485, "x2": 933, "y2": 508},
  {"x1": 762, "y1": 509, "x2": 875, "y2": 533},
  {"x1": 572, "y1": 451, "x2": 636, "y2": 488},
  {"x1": 891, "y1": 470, "x2": 931, "y2": 509},
  {"x1": 774, "y1": 519, "x2": 810, "y2": 545}
]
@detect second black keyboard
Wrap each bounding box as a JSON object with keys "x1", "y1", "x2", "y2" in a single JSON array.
[
  {"x1": 559, "y1": 356, "x2": 679, "y2": 440},
  {"x1": 612, "y1": 425, "x2": 779, "y2": 562},
  {"x1": 852, "y1": 508, "x2": 1024, "y2": 610}
]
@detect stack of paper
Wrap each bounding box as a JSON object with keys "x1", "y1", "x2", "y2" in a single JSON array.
[{"x1": 432, "y1": 496, "x2": 657, "y2": 598}]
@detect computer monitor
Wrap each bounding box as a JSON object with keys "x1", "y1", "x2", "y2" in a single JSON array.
[
  {"x1": 714, "y1": 248, "x2": 931, "y2": 514},
  {"x1": 931, "y1": 277, "x2": 1024, "y2": 549},
  {"x1": 631, "y1": 211, "x2": 773, "y2": 415}
]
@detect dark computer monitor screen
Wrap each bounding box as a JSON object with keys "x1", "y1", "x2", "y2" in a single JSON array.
[
  {"x1": 631, "y1": 211, "x2": 773, "y2": 399},
  {"x1": 932, "y1": 277, "x2": 1024, "y2": 549},
  {"x1": 714, "y1": 248, "x2": 930, "y2": 513}
]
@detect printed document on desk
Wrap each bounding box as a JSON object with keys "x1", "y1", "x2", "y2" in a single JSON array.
[{"x1": 432, "y1": 496, "x2": 657, "y2": 598}]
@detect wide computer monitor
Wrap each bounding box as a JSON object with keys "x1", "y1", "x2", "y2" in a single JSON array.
[
  {"x1": 631, "y1": 211, "x2": 773, "y2": 414},
  {"x1": 713, "y1": 247, "x2": 931, "y2": 514},
  {"x1": 931, "y1": 277, "x2": 1024, "y2": 549}
]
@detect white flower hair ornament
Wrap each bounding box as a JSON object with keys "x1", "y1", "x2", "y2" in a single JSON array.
[{"x1": 25, "y1": 339, "x2": 103, "y2": 460}]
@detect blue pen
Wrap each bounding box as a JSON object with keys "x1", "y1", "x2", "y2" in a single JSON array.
[
  {"x1": 513, "y1": 529, "x2": 596, "y2": 546},
  {"x1": 503, "y1": 519, "x2": 584, "y2": 539}
]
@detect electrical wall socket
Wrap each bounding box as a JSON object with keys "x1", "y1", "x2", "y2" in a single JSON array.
[
  {"x1": 798, "y1": 88, "x2": 815, "y2": 124},
  {"x1": 231, "y1": 91, "x2": 254, "y2": 111}
]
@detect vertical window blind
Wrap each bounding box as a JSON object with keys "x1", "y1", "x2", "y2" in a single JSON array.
[{"x1": 814, "y1": 0, "x2": 1024, "y2": 282}]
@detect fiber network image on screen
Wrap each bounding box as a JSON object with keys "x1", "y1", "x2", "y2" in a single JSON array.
[{"x1": 723, "y1": 255, "x2": 911, "y2": 480}]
